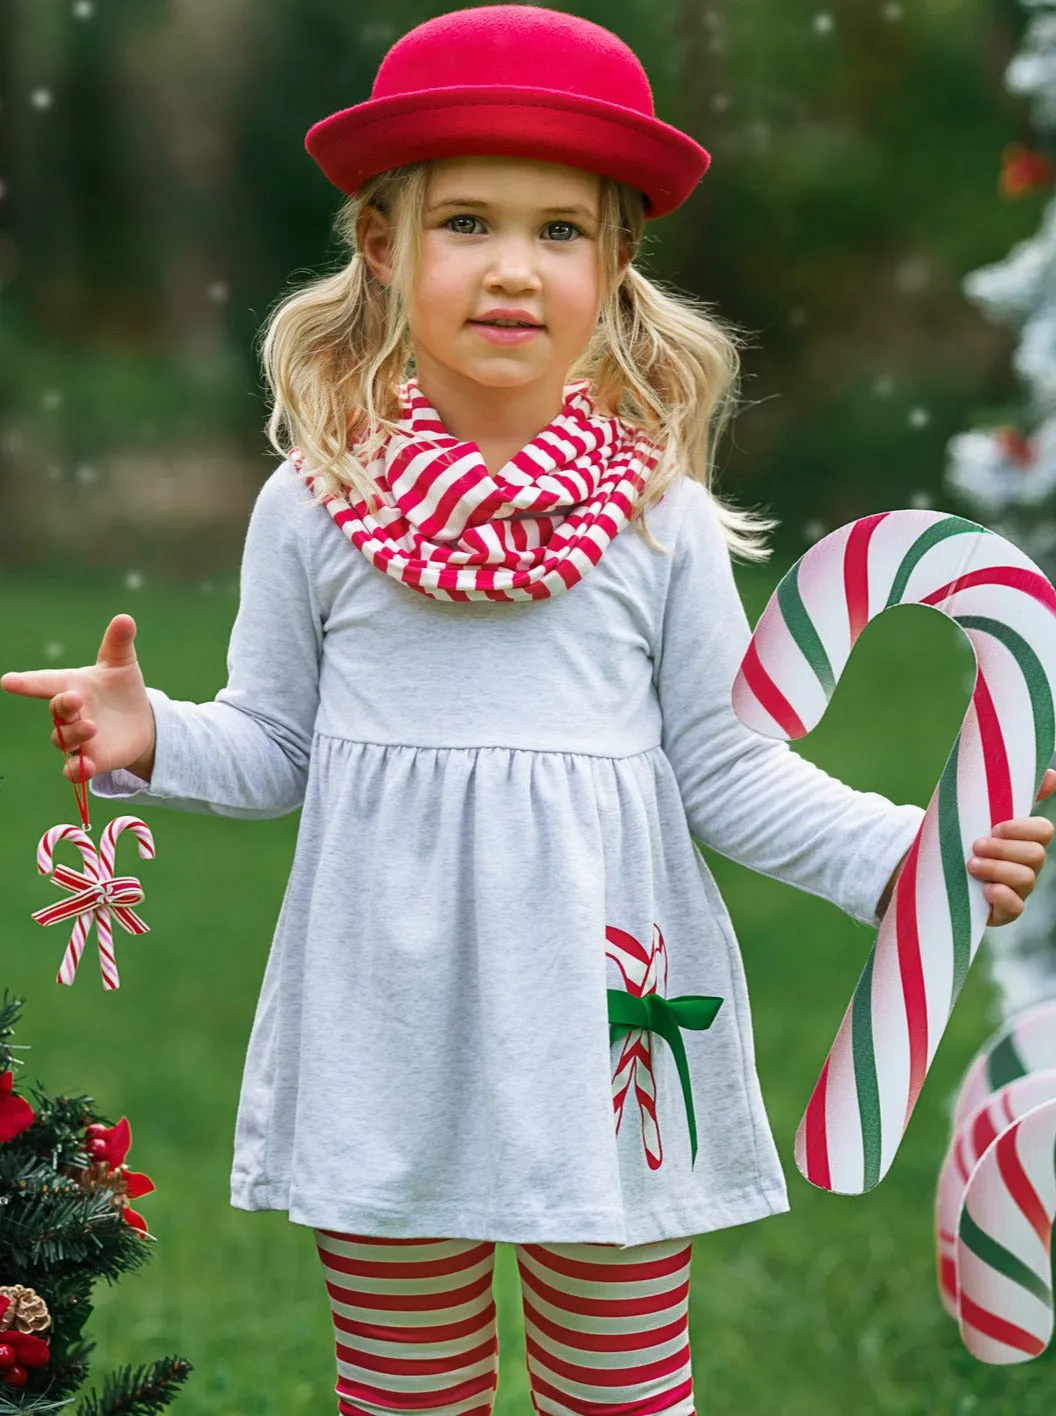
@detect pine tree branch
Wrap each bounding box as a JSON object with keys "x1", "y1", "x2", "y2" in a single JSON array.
[{"x1": 73, "y1": 1358, "x2": 193, "y2": 1416}]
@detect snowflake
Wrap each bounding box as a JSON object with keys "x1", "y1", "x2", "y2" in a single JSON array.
[
  {"x1": 123, "y1": 571, "x2": 144, "y2": 591},
  {"x1": 40, "y1": 389, "x2": 63, "y2": 410},
  {"x1": 803, "y1": 519, "x2": 828, "y2": 543},
  {"x1": 44, "y1": 642, "x2": 64, "y2": 660},
  {"x1": 45, "y1": 465, "x2": 62, "y2": 481},
  {"x1": 813, "y1": 12, "x2": 835, "y2": 34},
  {"x1": 30, "y1": 89, "x2": 53, "y2": 111},
  {"x1": 909, "y1": 490, "x2": 933, "y2": 509},
  {"x1": 74, "y1": 463, "x2": 98, "y2": 485},
  {"x1": 872, "y1": 375, "x2": 896, "y2": 397},
  {"x1": 908, "y1": 407, "x2": 931, "y2": 428},
  {"x1": 207, "y1": 281, "x2": 229, "y2": 304},
  {"x1": 200, "y1": 580, "x2": 215, "y2": 595},
  {"x1": 789, "y1": 307, "x2": 807, "y2": 327},
  {"x1": 711, "y1": 94, "x2": 730, "y2": 112},
  {"x1": 881, "y1": 2, "x2": 903, "y2": 19},
  {"x1": 73, "y1": 0, "x2": 95, "y2": 16}
]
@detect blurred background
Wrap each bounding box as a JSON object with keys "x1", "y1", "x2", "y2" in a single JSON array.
[{"x1": 3, "y1": 0, "x2": 1056, "y2": 1413}]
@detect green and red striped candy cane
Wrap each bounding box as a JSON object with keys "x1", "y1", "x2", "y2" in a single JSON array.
[
  {"x1": 732, "y1": 510, "x2": 1056, "y2": 1194},
  {"x1": 956, "y1": 1097, "x2": 1056, "y2": 1363},
  {"x1": 936, "y1": 1069, "x2": 1056, "y2": 1318},
  {"x1": 952, "y1": 999, "x2": 1056, "y2": 1134}
]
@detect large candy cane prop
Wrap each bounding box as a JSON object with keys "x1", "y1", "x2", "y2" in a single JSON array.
[
  {"x1": 732, "y1": 511, "x2": 1056, "y2": 1194},
  {"x1": 956, "y1": 1098, "x2": 1056, "y2": 1363},
  {"x1": 32, "y1": 816, "x2": 155, "y2": 990},
  {"x1": 952, "y1": 998, "x2": 1056, "y2": 1132},
  {"x1": 936, "y1": 1069, "x2": 1056, "y2": 1317}
]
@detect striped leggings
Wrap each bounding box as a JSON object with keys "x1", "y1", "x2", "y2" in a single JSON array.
[{"x1": 314, "y1": 1230, "x2": 695, "y2": 1416}]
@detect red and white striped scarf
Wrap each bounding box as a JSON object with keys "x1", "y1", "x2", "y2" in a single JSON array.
[{"x1": 288, "y1": 377, "x2": 661, "y2": 601}]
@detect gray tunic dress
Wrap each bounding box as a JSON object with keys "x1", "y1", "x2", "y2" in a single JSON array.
[{"x1": 90, "y1": 462, "x2": 925, "y2": 1245}]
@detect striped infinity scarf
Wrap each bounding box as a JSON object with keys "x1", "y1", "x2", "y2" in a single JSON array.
[{"x1": 288, "y1": 377, "x2": 661, "y2": 602}]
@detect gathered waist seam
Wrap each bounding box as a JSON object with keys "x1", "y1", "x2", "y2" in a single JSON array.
[{"x1": 312, "y1": 731, "x2": 664, "y2": 761}]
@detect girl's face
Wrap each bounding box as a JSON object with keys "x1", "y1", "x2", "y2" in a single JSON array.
[{"x1": 362, "y1": 157, "x2": 621, "y2": 401}]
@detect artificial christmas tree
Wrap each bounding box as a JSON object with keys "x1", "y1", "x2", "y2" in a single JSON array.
[
  {"x1": 0, "y1": 992, "x2": 191, "y2": 1414},
  {"x1": 944, "y1": 0, "x2": 1056, "y2": 1019}
]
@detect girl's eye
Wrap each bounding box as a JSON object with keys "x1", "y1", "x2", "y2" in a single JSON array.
[{"x1": 443, "y1": 215, "x2": 583, "y2": 241}]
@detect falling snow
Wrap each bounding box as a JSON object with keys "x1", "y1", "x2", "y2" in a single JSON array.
[
  {"x1": 75, "y1": 463, "x2": 98, "y2": 485},
  {"x1": 73, "y1": 0, "x2": 95, "y2": 17},
  {"x1": 813, "y1": 13, "x2": 835, "y2": 36},
  {"x1": 872, "y1": 375, "x2": 896, "y2": 397},
  {"x1": 30, "y1": 89, "x2": 53, "y2": 111},
  {"x1": 803, "y1": 519, "x2": 827, "y2": 542},
  {"x1": 40, "y1": 389, "x2": 63, "y2": 411},
  {"x1": 908, "y1": 407, "x2": 931, "y2": 428},
  {"x1": 123, "y1": 571, "x2": 144, "y2": 591},
  {"x1": 44, "y1": 643, "x2": 64, "y2": 661}
]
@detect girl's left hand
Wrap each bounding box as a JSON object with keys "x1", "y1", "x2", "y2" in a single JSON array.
[{"x1": 968, "y1": 768, "x2": 1056, "y2": 927}]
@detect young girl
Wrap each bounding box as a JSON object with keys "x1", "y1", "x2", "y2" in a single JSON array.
[{"x1": 4, "y1": 6, "x2": 1054, "y2": 1413}]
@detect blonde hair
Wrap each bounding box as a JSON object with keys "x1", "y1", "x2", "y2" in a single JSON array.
[{"x1": 258, "y1": 159, "x2": 778, "y2": 561}]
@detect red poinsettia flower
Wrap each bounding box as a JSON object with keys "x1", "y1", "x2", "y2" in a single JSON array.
[
  {"x1": 86, "y1": 1117, "x2": 155, "y2": 1234},
  {"x1": 0, "y1": 1071, "x2": 35, "y2": 1144}
]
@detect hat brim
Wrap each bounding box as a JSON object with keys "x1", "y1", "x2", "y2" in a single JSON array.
[{"x1": 305, "y1": 86, "x2": 711, "y2": 221}]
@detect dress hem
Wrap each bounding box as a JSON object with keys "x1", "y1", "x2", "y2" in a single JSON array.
[{"x1": 229, "y1": 1173, "x2": 791, "y2": 1245}]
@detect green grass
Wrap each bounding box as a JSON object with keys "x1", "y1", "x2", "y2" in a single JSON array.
[{"x1": 0, "y1": 557, "x2": 1052, "y2": 1414}]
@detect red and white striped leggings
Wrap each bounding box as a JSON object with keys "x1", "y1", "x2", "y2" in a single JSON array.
[{"x1": 314, "y1": 1230, "x2": 695, "y2": 1416}]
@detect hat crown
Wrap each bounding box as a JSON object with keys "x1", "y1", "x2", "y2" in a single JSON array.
[{"x1": 371, "y1": 4, "x2": 655, "y2": 118}]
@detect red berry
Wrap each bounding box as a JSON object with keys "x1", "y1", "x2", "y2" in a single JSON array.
[
  {"x1": 88, "y1": 1138, "x2": 110, "y2": 1160},
  {"x1": 85, "y1": 1123, "x2": 109, "y2": 1140},
  {"x1": 0, "y1": 1345, "x2": 15, "y2": 1371},
  {"x1": 2, "y1": 1364, "x2": 27, "y2": 1388}
]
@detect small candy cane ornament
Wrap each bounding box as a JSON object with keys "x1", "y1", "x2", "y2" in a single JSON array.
[
  {"x1": 32, "y1": 817, "x2": 154, "y2": 989},
  {"x1": 952, "y1": 998, "x2": 1056, "y2": 1133},
  {"x1": 30, "y1": 706, "x2": 157, "y2": 990},
  {"x1": 956, "y1": 1098, "x2": 1056, "y2": 1363},
  {"x1": 732, "y1": 510, "x2": 1056, "y2": 1194},
  {"x1": 935, "y1": 1069, "x2": 1056, "y2": 1317}
]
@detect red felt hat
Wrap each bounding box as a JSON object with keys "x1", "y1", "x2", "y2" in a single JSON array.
[{"x1": 304, "y1": 4, "x2": 711, "y2": 221}]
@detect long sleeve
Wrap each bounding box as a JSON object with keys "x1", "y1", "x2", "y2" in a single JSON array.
[
  {"x1": 654, "y1": 480, "x2": 925, "y2": 927},
  {"x1": 89, "y1": 463, "x2": 323, "y2": 820}
]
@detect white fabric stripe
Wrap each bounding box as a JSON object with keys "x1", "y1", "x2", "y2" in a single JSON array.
[
  {"x1": 522, "y1": 1313, "x2": 688, "y2": 1371},
  {"x1": 336, "y1": 1370, "x2": 497, "y2": 1416},
  {"x1": 517, "y1": 1247, "x2": 689, "y2": 1302},
  {"x1": 335, "y1": 1348, "x2": 497, "y2": 1392},
  {"x1": 524, "y1": 1348, "x2": 693, "y2": 1406},
  {"x1": 327, "y1": 1282, "x2": 496, "y2": 1330},
  {"x1": 316, "y1": 1235, "x2": 487, "y2": 1264},
  {"x1": 318, "y1": 1249, "x2": 495, "y2": 1297},
  {"x1": 521, "y1": 1282, "x2": 686, "y2": 1337}
]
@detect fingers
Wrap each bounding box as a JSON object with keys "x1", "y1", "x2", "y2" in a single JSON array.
[
  {"x1": 1, "y1": 669, "x2": 75, "y2": 699},
  {"x1": 1035, "y1": 769, "x2": 1056, "y2": 803},
  {"x1": 971, "y1": 837, "x2": 1048, "y2": 870},
  {"x1": 968, "y1": 855, "x2": 1038, "y2": 896},
  {"x1": 987, "y1": 817, "x2": 1054, "y2": 847},
  {"x1": 97, "y1": 613, "x2": 137, "y2": 668}
]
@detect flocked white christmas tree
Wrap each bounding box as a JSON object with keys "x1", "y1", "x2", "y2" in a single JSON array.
[{"x1": 944, "y1": 0, "x2": 1056, "y2": 1018}]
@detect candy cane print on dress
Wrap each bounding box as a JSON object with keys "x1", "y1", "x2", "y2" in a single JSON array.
[
  {"x1": 731, "y1": 510, "x2": 1056, "y2": 1194},
  {"x1": 935, "y1": 1068, "x2": 1056, "y2": 1317}
]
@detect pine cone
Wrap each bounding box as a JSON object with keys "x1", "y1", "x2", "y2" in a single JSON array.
[{"x1": 0, "y1": 1285, "x2": 51, "y2": 1334}]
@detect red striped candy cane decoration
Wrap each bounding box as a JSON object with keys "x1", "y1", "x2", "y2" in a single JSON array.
[
  {"x1": 952, "y1": 999, "x2": 1056, "y2": 1134},
  {"x1": 936, "y1": 1069, "x2": 1056, "y2": 1318},
  {"x1": 732, "y1": 510, "x2": 1056, "y2": 1194},
  {"x1": 956, "y1": 1097, "x2": 1056, "y2": 1363},
  {"x1": 32, "y1": 816, "x2": 154, "y2": 990},
  {"x1": 606, "y1": 923, "x2": 667, "y2": 1169}
]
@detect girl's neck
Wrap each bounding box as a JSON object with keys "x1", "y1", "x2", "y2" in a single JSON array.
[{"x1": 410, "y1": 361, "x2": 575, "y2": 469}]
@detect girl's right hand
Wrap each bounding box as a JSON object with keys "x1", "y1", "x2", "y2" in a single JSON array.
[{"x1": 1, "y1": 613, "x2": 156, "y2": 782}]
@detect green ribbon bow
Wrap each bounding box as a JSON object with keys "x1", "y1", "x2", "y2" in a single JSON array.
[{"x1": 607, "y1": 990, "x2": 723, "y2": 1166}]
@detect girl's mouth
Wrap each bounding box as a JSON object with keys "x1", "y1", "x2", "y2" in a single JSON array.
[{"x1": 468, "y1": 322, "x2": 544, "y2": 344}]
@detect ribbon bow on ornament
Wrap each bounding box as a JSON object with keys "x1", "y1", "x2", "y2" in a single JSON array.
[
  {"x1": 605, "y1": 923, "x2": 723, "y2": 1169},
  {"x1": 29, "y1": 707, "x2": 156, "y2": 990}
]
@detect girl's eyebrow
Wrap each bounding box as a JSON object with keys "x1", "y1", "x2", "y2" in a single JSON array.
[{"x1": 427, "y1": 197, "x2": 597, "y2": 220}]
